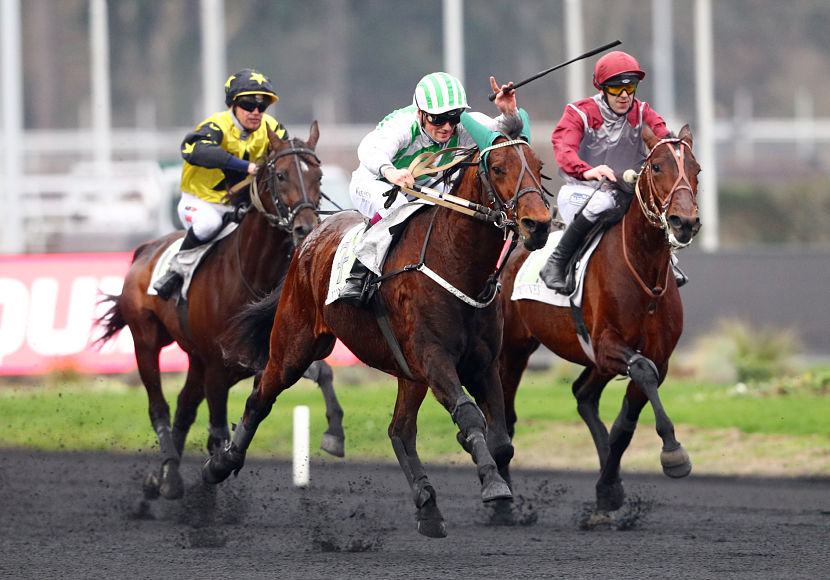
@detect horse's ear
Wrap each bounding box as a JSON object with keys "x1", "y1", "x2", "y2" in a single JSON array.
[
  {"x1": 642, "y1": 124, "x2": 660, "y2": 150},
  {"x1": 307, "y1": 120, "x2": 320, "y2": 150},
  {"x1": 267, "y1": 123, "x2": 285, "y2": 150},
  {"x1": 678, "y1": 124, "x2": 693, "y2": 150}
]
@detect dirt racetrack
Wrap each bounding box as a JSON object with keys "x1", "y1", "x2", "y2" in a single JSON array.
[{"x1": 1, "y1": 449, "x2": 828, "y2": 579}]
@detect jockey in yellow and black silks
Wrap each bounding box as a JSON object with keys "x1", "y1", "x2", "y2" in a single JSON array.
[{"x1": 154, "y1": 68, "x2": 288, "y2": 300}]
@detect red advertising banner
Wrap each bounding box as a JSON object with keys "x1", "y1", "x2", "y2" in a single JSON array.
[{"x1": 0, "y1": 253, "x2": 358, "y2": 376}]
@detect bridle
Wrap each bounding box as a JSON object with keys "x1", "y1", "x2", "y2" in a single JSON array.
[
  {"x1": 236, "y1": 139, "x2": 321, "y2": 298},
  {"x1": 622, "y1": 137, "x2": 697, "y2": 298},
  {"x1": 248, "y1": 139, "x2": 321, "y2": 231},
  {"x1": 633, "y1": 137, "x2": 697, "y2": 249},
  {"x1": 475, "y1": 138, "x2": 548, "y2": 235}
]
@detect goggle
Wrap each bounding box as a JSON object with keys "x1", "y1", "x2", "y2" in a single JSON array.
[
  {"x1": 235, "y1": 96, "x2": 271, "y2": 113},
  {"x1": 604, "y1": 83, "x2": 637, "y2": 96},
  {"x1": 423, "y1": 109, "x2": 464, "y2": 126}
]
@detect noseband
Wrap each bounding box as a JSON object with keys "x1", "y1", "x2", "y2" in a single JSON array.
[
  {"x1": 249, "y1": 140, "x2": 321, "y2": 231},
  {"x1": 476, "y1": 139, "x2": 547, "y2": 233},
  {"x1": 634, "y1": 138, "x2": 696, "y2": 249}
]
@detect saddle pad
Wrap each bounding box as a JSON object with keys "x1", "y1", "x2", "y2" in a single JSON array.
[
  {"x1": 146, "y1": 222, "x2": 238, "y2": 297},
  {"x1": 510, "y1": 229, "x2": 602, "y2": 308},
  {"x1": 325, "y1": 223, "x2": 366, "y2": 305},
  {"x1": 146, "y1": 237, "x2": 184, "y2": 296},
  {"x1": 353, "y1": 201, "x2": 430, "y2": 275}
]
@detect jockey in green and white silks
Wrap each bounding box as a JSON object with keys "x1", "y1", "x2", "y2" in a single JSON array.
[{"x1": 349, "y1": 72, "x2": 520, "y2": 223}]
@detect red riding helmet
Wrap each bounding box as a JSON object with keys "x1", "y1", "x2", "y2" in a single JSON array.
[{"x1": 593, "y1": 51, "x2": 646, "y2": 89}]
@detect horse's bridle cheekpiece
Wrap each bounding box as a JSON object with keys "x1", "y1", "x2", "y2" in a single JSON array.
[
  {"x1": 249, "y1": 140, "x2": 321, "y2": 231},
  {"x1": 634, "y1": 137, "x2": 696, "y2": 249}
]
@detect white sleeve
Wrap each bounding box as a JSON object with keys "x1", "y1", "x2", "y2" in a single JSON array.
[{"x1": 356, "y1": 112, "x2": 415, "y2": 177}]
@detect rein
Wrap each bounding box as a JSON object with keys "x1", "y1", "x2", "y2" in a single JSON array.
[
  {"x1": 249, "y1": 140, "x2": 321, "y2": 231},
  {"x1": 376, "y1": 137, "x2": 542, "y2": 308}
]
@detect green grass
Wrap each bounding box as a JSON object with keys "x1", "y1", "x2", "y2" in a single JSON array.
[{"x1": 1, "y1": 365, "x2": 828, "y2": 475}]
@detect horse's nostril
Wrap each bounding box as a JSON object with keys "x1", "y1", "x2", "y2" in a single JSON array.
[{"x1": 520, "y1": 218, "x2": 549, "y2": 234}]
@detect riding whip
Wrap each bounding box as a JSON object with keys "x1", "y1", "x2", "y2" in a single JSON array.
[{"x1": 488, "y1": 39, "x2": 622, "y2": 101}]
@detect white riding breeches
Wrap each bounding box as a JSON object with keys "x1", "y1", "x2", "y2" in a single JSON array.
[
  {"x1": 177, "y1": 192, "x2": 235, "y2": 241},
  {"x1": 350, "y1": 169, "x2": 451, "y2": 221},
  {"x1": 556, "y1": 182, "x2": 617, "y2": 225}
]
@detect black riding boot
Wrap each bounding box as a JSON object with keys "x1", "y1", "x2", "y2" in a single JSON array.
[
  {"x1": 539, "y1": 214, "x2": 594, "y2": 294},
  {"x1": 338, "y1": 259, "x2": 372, "y2": 307},
  {"x1": 154, "y1": 229, "x2": 201, "y2": 300}
]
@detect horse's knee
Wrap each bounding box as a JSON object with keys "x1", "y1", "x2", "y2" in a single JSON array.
[{"x1": 627, "y1": 353, "x2": 659, "y2": 387}]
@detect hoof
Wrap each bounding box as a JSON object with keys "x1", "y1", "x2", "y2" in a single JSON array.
[
  {"x1": 320, "y1": 432, "x2": 345, "y2": 458},
  {"x1": 159, "y1": 460, "x2": 185, "y2": 500},
  {"x1": 661, "y1": 446, "x2": 692, "y2": 479},
  {"x1": 596, "y1": 479, "x2": 625, "y2": 512},
  {"x1": 416, "y1": 498, "x2": 447, "y2": 538},
  {"x1": 482, "y1": 478, "x2": 513, "y2": 503},
  {"x1": 142, "y1": 472, "x2": 160, "y2": 500}
]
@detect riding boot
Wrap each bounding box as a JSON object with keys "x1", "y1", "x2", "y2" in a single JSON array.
[
  {"x1": 539, "y1": 213, "x2": 594, "y2": 294},
  {"x1": 154, "y1": 229, "x2": 201, "y2": 300},
  {"x1": 338, "y1": 259, "x2": 372, "y2": 307}
]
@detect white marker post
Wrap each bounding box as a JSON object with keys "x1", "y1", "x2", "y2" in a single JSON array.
[{"x1": 293, "y1": 405, "x2": 310, "y2": 487}]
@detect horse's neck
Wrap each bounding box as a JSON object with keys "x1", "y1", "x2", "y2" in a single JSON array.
[
  {"x1": 235, "y1": 214, "x2": 293, "y2": 283},
  {"x1": 610, "y1": 200, "x2": 671, "y2": 282},
  {"x1": 428, "y1": 172, "x2": 503, "y2": 279}
]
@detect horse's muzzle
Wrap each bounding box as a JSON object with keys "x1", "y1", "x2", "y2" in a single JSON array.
[
  {"x1": 519, "y1": 217, "x2": 551, "y2": 251},
  {"x1": 668, "y1": 214, "x2": 701, "y2": 246}
]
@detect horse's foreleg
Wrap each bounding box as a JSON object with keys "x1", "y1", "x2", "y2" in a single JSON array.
[
  {"x1": 451, "y1": 394, "x2": 512, "y2": 503},
  {"x1": 304, "y1": 360, "x2": 345, "y2": 457},
  {"x1": 388, "y1": 380, "x2": 446, "y2": 538},
  {"x1": 202, "y1": 361, "x2": 306, "y2": 484},
  {"x1": 627, "y1": 354, "x2": 691, "y2": 479}
]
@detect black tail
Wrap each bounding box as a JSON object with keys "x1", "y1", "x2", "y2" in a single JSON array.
[
  {"x1": 220, "y1": 281, "x2": 284, "y2": 371},
  {"x1": 93, "y1": 294, "x2": 126, "y2": 348}
]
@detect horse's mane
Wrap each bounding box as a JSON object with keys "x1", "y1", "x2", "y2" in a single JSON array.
[{"x1": 499, "y1": 112, "x2": 526, "y2": 140}]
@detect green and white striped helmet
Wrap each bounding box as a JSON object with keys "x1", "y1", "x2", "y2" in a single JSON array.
[{"x1": 412, "y1": 72, "x2": 470, "y2": 114}]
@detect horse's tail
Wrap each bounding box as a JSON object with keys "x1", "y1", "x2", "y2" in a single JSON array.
[
  {"x1": 220, "y1": 281, "x2": 284, "y2": 371},
  {"x1": 92, "y1": 293, "x2": 126, "y2": 348}
]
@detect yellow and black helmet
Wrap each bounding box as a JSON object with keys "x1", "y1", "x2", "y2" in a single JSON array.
[{"x1": 224, "y1": 68, "x2": 278, "y2": 107}]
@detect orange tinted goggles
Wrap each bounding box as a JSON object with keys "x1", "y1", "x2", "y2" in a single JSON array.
[{"x1": 605, "y1": 83, "x2": 637, "y2": 96}]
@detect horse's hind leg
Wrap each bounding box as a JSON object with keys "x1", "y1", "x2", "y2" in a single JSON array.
[
  {"x1": 388, "y1": 379, "x2": 446, "y2": 538},
  {"x1": 304, "y1": 360, "x2": 345, "y2": 457},
  {"x1": 572, "y1": 367, "x2": 613, "y2": 471},
  {"x1": 627, "y1": 354, "x2": 691, "y2": 479}
]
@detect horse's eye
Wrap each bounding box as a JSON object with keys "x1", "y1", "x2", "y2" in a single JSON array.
[
  {"x1": 276, "y1": 171, "x2": 288, "y2": 182},
  {"x1": 651, "y1": 163, "x2": 660, "y2": 173},
  {"x1": 491, "y1": 166, "x2": 504, "y2": 176}
]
